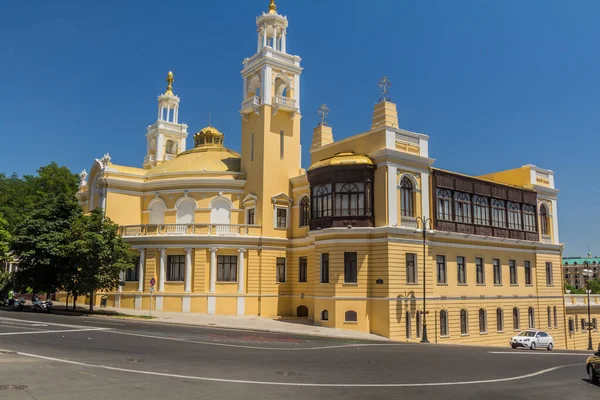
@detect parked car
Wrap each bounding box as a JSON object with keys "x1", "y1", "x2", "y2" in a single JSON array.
[
  {"x1": 510, "y1": 330, "x2": 554, "y2": 351},
  {"x1": 587, "y1": 346, "x2": 600, "y2": 384}
]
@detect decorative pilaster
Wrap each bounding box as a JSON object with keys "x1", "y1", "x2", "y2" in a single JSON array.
[
  {"x1": 184, "y1": 248, "x2": 193, "y2": 293},
  {"x1": 158, "y1": 248, "x2": 166, "y2": 292},
  {"x1": 388, "y1": 165, "x2": 398, "y2": 226},
  {"x1": 137, "y1": 249, "x2": 145, "y2": 292},
  {"x1": 237, "y1": 248, "x2": 246, "y2": 293},
  {"x1": 209, "y1": 247, "x2": 218, "y2": 292}
]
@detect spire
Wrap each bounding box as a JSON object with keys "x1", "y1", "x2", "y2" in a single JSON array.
[
  {"x1": 268, "y1": 0, "x2": 277, "y2": 14},
  {"x1": 165, "y1": 71, "x2": 174, "y2": 96}
]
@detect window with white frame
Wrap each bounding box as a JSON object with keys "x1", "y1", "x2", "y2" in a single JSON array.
[
  {"x1": 167, "y1": 255, "x2": 185, "y2": 281},
  {"x1": 246, "y1": 207, "x2": 255, "y2": 225},
  {"x1": 275, "y1": 207, "x2": 288, "y2": 229},
  {"x1": 491, "y1": 199, "x2": 506, "y2": 228},
  {"x1": 454, "y1": 192, "x2": 471, "y2": 223},
  {"x1": 523, "y1": 205, "x2": 536, "y2": 232},
  {"x1": 217, "y1": 255, "x2": 237, "y2": 282},
  {"x1": 508, "y1": 202, "x2": 522, "y2": 230},
  {"x1": 473, "y1": 196, "x2": 489, "y2": 225}
]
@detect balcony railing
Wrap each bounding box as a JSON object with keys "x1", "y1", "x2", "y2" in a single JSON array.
[
  {"x1": 541, "y1": 234, "x2": 552, "y2": 244},
  {"x1": 240, "y1": 96, "x2": 261, "y2": 115},
  {"x1": 118, "y1": 224, "x2": 261, "y2": 237},
  {"x1": 164, "y1": 153, "x2": 176, "y2": 161},
  {"x1": 143, "y1": 154, "x2": 156, "y2": 165},
  {"x1": 272, "y1": 95, "x2": 297, "y2": 112}
]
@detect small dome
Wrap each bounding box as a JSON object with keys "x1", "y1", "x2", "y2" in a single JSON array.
[
  {"x1": 194, "y1": 126, "x2": 225, "y2": 148},
  {"x1": 308, "y1": 152, "x2": 374, "y2": 171}
]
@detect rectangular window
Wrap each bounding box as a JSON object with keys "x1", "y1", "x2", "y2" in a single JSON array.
[
  {"x1": 125, "y1": 257, "x2": 139, "y2": 281},
  {"x1": 457, "y1": 256, "x2": 466, "y2": 284},
  {"x1": 217, "y1": 255, "x2": 237, "y2": 282},
  {"x1": 250, "y1": 132, "x2": 255, "y2": 161},
  {"x1": 508, "y1": 202, "x2": 522, "y2": 230},
  {"x1": 276, "y1": 257, "x2": 286, "y2": 283},
  {"x1": 275, "y1": 207, "x2": 287, "y2": 229},
  {"x1": 493, "y1": 259, "x2": 502, "y2": 285},
  {"x1": 167, "y1": 255, "x2": 185, "y2": 281},
  {"x1": 436, "y1": 255, "x2": 447, "y2": 284},
  {"x1": 545, "y1": 262, "x2": 553, "y2": 285},
  {"x1": 436, "y1": 189, "x2": 452, "y2": 221},
  {"x1": 246, "y1": 208, "x2": 255, "y2": 225},
  {"x1": 476, "y1": 257, "x2": 485, "y2": 284},
  {"x1": 344, "y1": 252, "x2": 358, "y2": 283},
  {"x1": 280, "y1": 130, "x2": 284, "y2": 160},
  {"x1": 525, "y1": 261, "x2": 532, "y2": 285},
  {"x1": 491, "y1": 199, "x2": 506, "y2": 228},
  {"x1": 523, "y1": 205, "x2": 537, "y2": 232},
  {"x1": 509, "y1": 260, "x2": 517, "y2": 285},
  {"x1": 320, "y1": 253, "x2": 329, "y2": 284},
  {"x1": 299, "y1": 257, "x2": 307, "y2": 283},
  {"x1": 406, "y1": 253, "x2": 417, "y2": 284},
  {"x1": 473, "y1": 196, "x2": 489, "y2": 225}
]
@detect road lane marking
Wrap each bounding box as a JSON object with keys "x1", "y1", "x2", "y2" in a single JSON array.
[
  {"x1": 108, "y1": 330, "x2": 401, "y2": 351},
  {"x1": 0, "y1": 320, "x2": 48, "y2": 328},
  {"x1": 0, "y1": 316, "x2": 103, "y2": 330},
  {"x1": 6, "y1": 350, "x2": 581, "y2": 387},
  {"x1": 81, "y1": 320, "x2": 126, "y2": 326},
  {"x1": 0, "y1": 328, "x2": 110, "y2": 336},
  {"x1": 488, "y1": 351, "x2": 592, "y2": 356}
]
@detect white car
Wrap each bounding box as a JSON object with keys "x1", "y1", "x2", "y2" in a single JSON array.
[{"x1": 510, "y1": 330, "x2": 554, "y2": 351}]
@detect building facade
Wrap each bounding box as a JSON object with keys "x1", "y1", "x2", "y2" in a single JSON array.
[{"x1": 72, "y1": 1, "x2": 575, "y2": 347}]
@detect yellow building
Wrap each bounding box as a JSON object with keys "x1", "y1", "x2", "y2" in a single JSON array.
[{"x1": 74, "y1": 1, "x2": 577, "y2": 347}]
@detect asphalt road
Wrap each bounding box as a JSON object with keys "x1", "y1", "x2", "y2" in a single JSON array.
[{"x1": 0, "y1": 310, "x2": 597, "y2": 399}]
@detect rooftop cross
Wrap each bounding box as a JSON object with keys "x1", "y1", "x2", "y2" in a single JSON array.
[
  {"x1": 317, "y1": 104, "x2": 330, "y2": 126},
  {"x1": 378, "y1": 76, "x2": 391, "y2": 103}
]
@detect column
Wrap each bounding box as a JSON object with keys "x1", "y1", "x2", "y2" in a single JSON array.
[
  {"x1": 158, "y1": 105, "x2": 162, "y2": 120},
  {"x1": 281, "y1": 29, "x2": 287, "y2": 53},
  {"x1": 388, "y1": 165, "x2": 398, "y2": 226},
  {"x1": 174, "y1": 106, "x2": 178, "y2": 124},
  {"x1": 137, "y1": 249, "x2": 145, "y2": 292},
  {"x1": 294, "y1": 74, "x2": 300, "y2": 108},
  {"x1": 273, "y1": 25, "x2": 278, "y2": 51},
  {"x1": 159, "y1": 248, "x2": 166, "y2": 292},
  {"x1": 263, "y1": 66, "x2": 273, "y2": 105},
  {"x1": 100, "y1": 185, "x2": 107, "y2": 211},
  {"x1": 257, "y1": 28, "x2": 262, "y2": 52},
  {"x1": 209, "y1": 247, "x2": 218, "y2": 292},
  {"x1": 421, "y1": 171, "x2": 431, "y2": 221},
  {"x1": 262, "y1": 26, "x2": 267, "y2": 48},
  {"x1": 156, "y1": 135, "x2": 164, "y2": 161},
  {"x1": 237, "y1": 249, "x2": 246, "y2": 293},
  {"x1": 184, "y1": 248, "x2": 193, "y2": 293},
  {"x1": 551, "y1": 199, "x2": 560, "y2": 244}
]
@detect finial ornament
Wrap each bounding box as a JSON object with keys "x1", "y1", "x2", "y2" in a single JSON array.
[
  {"x1": 100, "y1": 153, "x2": 111, "y2": 168},
  {"x1": 378, "y1": 76, "x2": 391, "y2": 103},
  {"x1": 165, "y1": 71, "x2": 174, "y2": 95},
  {"x1": 79, "y1": 169, "x2": 88, "y2": 187},
  {"x1": 317, "y1": 104, "x2": 330, "y2": 127},
  {"x1": 268, "y1": 0, "x2": 277, "y2": 14}
]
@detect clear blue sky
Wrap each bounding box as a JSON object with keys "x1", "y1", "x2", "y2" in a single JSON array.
[{"x1": 0, "y1": 0, "x2": 598, "y2": 256}]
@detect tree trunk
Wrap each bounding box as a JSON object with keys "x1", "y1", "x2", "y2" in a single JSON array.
[
  {"x1": 73, "y1": 294, "x2": 78, "y2": 311},
  {"x1": 88, "y1": 292, "x2": 94, "y2": 314},
  {"x1": 65, "y1": 293, "x2": 69, "y2": 311}
]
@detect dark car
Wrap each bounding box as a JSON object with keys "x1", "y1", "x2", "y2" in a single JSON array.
[{"x1": 587, "y1": 346, "x2": 600, "y2": 384}]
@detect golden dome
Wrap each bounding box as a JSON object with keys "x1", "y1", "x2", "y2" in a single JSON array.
[
  {"x1": 146, "y1": 147, "x2": 241, "y2": 175},
  {"x1": 308, "y1": 152, "x2": 374, "y2": 171},
  {"x1": 194, "y1": 126, "x2": 225, "y2": 148}
]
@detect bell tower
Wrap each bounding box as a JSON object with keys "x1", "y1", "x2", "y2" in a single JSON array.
[
  {"x1": 144, "y1": 72, "x2": 189, "y2": 168},
  {"x1": 240, "y1": 0, "x2": 303, "y2": 237}
]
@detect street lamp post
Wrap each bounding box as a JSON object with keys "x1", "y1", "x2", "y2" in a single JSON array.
[
  {"x1": 583, "y1": 266, "x2": 594, "y2": 351},
  {"x1": 415, "y1": 216, "x2": 433, "y2": 344}
]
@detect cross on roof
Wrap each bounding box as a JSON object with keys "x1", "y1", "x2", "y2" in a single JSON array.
[
  {"x1": 378, "y1": 76, "x2": 391, "y2": 103},
  {"x1": 317, "y1": 104, "x2": 330, "y2": 126}
]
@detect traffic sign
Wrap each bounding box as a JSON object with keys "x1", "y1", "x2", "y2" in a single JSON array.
[{"x1": 150, "y1": 277, "x2": 156, "y2": 287}]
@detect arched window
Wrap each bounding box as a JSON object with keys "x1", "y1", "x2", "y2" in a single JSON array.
[
  {"x1": 547, "y1": 306, "x2": 552, "y2": 328},
  {"x1": 335, "y1": 183, "x2": 365, "y2": 216},
  {"x1": 460, "y1": 309, "x2": 468, "y2": 335},
  {"x1": 299, "y1": 197, "x2": 310, "y2": 227},
  {"x1": 523, "y1": 205, "x2": 537, "y2": 232},
  {"x1": 528, "y1": 307, "x2": 535, "y2": 329},
  {"x1": 455, "y1": 192, "x2": 472, "y2": 223},
  {"x1": 437, "y1": 189, "x2": 452, "y2": 221},
  {"x1": 311, "y1": 185, "x2": 332, "y2": 218},
  {"x1": 321, "y1": 310, "x2": 329, "y2": 321},
  {"x1": 165, "y1": 140, "x2": 177, "y2": 155},
  {"x1": 297, "y1": 305, "x2": 308, "y2": 318},
  {"x1": 553, "y1": 306, "x2": 558, "y2": 328},
  {"x1": 416, "y1": 310, "x2": 422, "y2": 338},
  {"x1": 581, "y1": 318, "x2": 586, "y2": 331},
  {"x1": 496, "y1": 308, "x2": 504, "y2": 332},
  {"x1": 540, "y1": 204, "x2": 549, "y2": 235},
  {"x1": 491, "y1": 199, "x2": 507, "y2": 228},
  {"x1": 176, "y1": 198, "x2": 195, "y2": 225},
  {"x1": 508, "y1": 202, "x2": 522, "y2": 230},
  {"x1": 345, "y1": 310, "x2": 357, "y2": 322},
  {"x1": 440, "y1": 310, "x2": 448, "y2": 336},
  {"x1": 149, "y1": 200, "x2": 166, "y2": 225},
  {"x1": 406, "y1": 311, "x2": 411, "y2": 339},
  {"x1": 400, "y1": 177, "x2": 414, "y2": 217},
  {"x1": 479, "y1": 309, "x2": 487, "y2": 333},
  {"x1": 274, "y1": 76, "x2": 290, "y2": 97},
  {"x1": 210, "y1": 198, "x2": 232, "y2": 232},
  {"x1": 473, "y1": 196, "x2": 489, "y2": 225},
  {"x1": 513, "y1": 307, "x2": 520, "y2": 330},
  {"x1": 568, "y1": 318, "x2": 574, "y2": 333}
]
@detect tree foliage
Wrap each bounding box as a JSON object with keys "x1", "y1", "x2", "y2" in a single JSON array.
[
  {"x1": 0, "y1": 214, "x2": 11, "y2": 263},
  {"x1": 68, "y1": 209, "x2": 135, "y2": 312},
  {"x1": 565, "y1": 280, "x2": 600, "y2": 295}
]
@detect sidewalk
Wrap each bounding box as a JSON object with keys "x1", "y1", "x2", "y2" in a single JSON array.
[{"x1": 55, "y1": 303, "x2": 388, "y2": 342}]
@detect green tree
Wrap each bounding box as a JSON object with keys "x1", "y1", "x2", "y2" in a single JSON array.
[
  {"x1": 11, "y1": 194, "x2": 81, "y2": 295},
  {"x1": 69, "y1": 209, "x2": 135, "y2": 313},
  {"x1": 0, "y1": 214, "x2": 11, "y2": 263}
]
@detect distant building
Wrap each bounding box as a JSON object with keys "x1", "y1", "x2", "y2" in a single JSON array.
[{"x1": 563, "y1": 254, "x2": 600, "y2": 289}]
